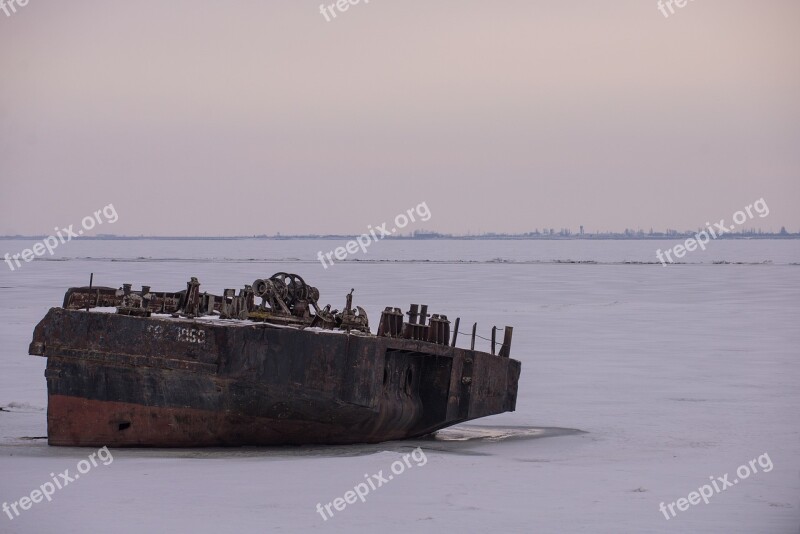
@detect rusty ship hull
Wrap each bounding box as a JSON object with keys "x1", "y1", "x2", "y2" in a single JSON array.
[{"x1": 30, "y1": 305, "x2": 520, "y2": 447}]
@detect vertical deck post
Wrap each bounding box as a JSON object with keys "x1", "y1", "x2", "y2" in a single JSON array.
[
  {"x1": 451, "y1": 317, "x2": 460, "y2": 347},
  {"x1": 471, "y1": 322, "x2": 477, "y2": 350},
  {"x1": 499, "y1": 326, "x2": 513, "y2": 358},
  {"x1": 88, "y1": 273, "x2": 94, "y2": 310},
  {"x1": 407, "y1": 304, "x2": 419, "y2": 325},
  {"x1": 418, "y1": 305, "x2": 429, "y2": 325}
]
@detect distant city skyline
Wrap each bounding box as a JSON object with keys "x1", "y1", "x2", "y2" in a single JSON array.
[{"x1": 1, "y1": 226, "x2": 797, "y2": 240}]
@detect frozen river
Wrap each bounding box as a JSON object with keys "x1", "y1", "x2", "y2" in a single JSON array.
[{"x1": 1, "y1": 239, "x2": 798, "y2": 533}]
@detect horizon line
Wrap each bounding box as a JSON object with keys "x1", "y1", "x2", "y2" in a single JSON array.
[{"x1": 1, "y1": 230, "x2": 798, "y2": 241}]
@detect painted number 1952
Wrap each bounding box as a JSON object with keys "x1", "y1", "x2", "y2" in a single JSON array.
[{"x1": 177, "y1": 328, "x2": 206, "y2": 344}]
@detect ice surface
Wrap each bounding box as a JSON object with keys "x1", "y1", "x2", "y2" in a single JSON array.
[{"x1": 0, "y1": 240, "x2": 798, "y2": 533}]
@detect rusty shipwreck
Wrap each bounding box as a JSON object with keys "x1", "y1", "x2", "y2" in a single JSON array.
[{"x1": 28, "y1": 273, "x2": 521, "y2": 447}]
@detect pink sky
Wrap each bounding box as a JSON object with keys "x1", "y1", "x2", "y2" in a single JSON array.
[{"x1": 1, "y1": 0, "x2": 798, "y2": 235}]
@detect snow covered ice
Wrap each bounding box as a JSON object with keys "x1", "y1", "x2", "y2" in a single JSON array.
[{"x1": 1, "y1": 239, "x2": 798, "y2": 533}]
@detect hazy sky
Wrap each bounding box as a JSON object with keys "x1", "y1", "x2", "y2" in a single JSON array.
[{"x1": 1, "y1": 0, "x2": 798, "y2": 236}]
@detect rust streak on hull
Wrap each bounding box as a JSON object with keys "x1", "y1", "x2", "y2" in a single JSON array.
[{"x1": 47, "y1": 395, "x2": 364, "y2": 447}]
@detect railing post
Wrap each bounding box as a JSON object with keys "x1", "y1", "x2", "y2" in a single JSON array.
[
  {"x1": 470, "y1": 322, "x2": 477, "y2": 350},
  {"x1": 451, "y1": 317, "x2": 460, "y2": 347},
  {"x1": 499, "y1": 326, "x2": 513, "y2": 358}
]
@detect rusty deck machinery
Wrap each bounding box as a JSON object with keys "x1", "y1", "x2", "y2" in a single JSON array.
[{"x1": 30, "y1": 273, "x2": 521, "y2": 447}]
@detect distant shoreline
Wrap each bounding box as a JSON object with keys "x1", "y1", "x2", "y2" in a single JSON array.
[{"x1": 0, "y1": 234, "x2": 798, "y2": 241}]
